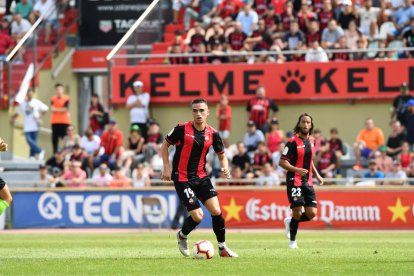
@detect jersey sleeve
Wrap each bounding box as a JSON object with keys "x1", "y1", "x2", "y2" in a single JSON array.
[
  {"x1": 165, "y1": 125, "x2": 184, "y2": 145},
  {"x1": 281, "y1": 140, "x2": 295, "y2": 161},
  {"x1": 212, "y1": 132, "x2": 225, "y2": 154},
  {"x1": 269, "y1": 99, "x2": 279, "y2": 112}
]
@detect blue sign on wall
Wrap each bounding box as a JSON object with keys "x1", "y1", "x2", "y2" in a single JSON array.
[{"x1": 12, "y1": 191, "x2": 212, "y2": 229}]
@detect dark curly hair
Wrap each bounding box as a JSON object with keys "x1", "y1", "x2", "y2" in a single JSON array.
[{"x1": 293, "y1": 113, "x2": 314, "y2": 134}]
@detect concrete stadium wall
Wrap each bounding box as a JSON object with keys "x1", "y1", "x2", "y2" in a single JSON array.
[{"x1": 113, "y1": 102, "x2": 393, "y2": 147}]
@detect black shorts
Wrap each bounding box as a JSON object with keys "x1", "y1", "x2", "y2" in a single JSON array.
[
  {"x1": 174, "y1": 178, "x2": 218, "y2": 212},
  {"x1": 0, "y1": 177, "x2": 5, "y2": 190},
  {"x1": 287, "y1": 184, "x2": 317, "y2": 209}
]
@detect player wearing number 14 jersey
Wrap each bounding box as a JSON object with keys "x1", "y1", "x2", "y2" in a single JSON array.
[
  {"x1": 161, "y1": 98, "x2": 238, "y2": 258},
  {"x1": 279, "y1": 113, "x2": 324, "y2": 249}
]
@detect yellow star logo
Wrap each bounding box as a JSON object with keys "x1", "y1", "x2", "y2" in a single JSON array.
[
  {"x1": 222, "y1": 197, "x2": 243, "y2": 222},
  {"x1": 387, "y1": 198, "x2": 410, "y2": 223}
]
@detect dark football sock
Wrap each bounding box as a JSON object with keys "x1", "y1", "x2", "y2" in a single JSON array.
[
  {"x1": 212, "y1": 213, "x2": 225, "y2": 243},
  {"x1": 181, "y1": 216, "x2": 200, "y2": 236},
  {"x1": 300, "y1": 212, "x2": 310, "y2": 222},
  {"x1": 290, "y1": 217, "x2": 299, "y2": 241}
]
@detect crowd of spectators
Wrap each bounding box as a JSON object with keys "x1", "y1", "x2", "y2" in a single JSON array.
[{"x1": 167, "y1": 0, "x2": 414, "y2": 64}]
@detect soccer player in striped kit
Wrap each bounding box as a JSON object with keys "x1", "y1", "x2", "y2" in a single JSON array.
[
  {"x1": 161, "y1": 98, "x2": 238, "y2": 258},
  {"x1": 0, "y1": 138, "x2": 12, "y2": 216},
  {"x1": 279, "y1": 113, "x2": 324, "y2": 249}
]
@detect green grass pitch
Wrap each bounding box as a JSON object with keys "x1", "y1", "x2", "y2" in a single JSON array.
[{"x1": 2, "y1": 231, "x2": 414, "y2": 275}]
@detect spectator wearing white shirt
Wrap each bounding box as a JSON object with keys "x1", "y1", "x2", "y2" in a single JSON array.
[
  {"x1": 321, "y1": 19, "x2": 344, "y2": 49},
  {"x1": 126, "y1": 80, "x2": 150, "y2": 140},
  {"x1": 236, "y1": 4, "x2": 258, "y2": 36},
  {"x1": 256, "y1": 163, "x2": 281, "y2": 186},
  {"x1": 80, "y1": 128, "x2": 101, "y2": 173},
  {"x1": 92, "y1": 164, "x2": 113, "y2": 187},
  {"x1": 356, "y1": 0, "x2": 381, "y2": 37},
  {"x1": 385, "y1": 160, "x2": 407, "y2": 185},
  {"x1": 11, "y1": 13, "x2": 32, "y2": 40},
  {"x1": 11, "y1": 89, "x2": 48, "y2": 160},
  {"x1": 305, "y1": 41, "x2": 329, "y2": 62},
  {"x1": 32, "y1": 0, "x2": 57, "y2": 44}
]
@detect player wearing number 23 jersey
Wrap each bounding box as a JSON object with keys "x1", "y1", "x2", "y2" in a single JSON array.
[{"x1": 279, "y1": 113, "x2": 324, "y2": 249}]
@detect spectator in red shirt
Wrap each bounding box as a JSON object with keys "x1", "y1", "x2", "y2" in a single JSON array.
[
  {"x1": 297, "y1": 1, "x2": 317, "y2": 33},
  {"x1": 306, "y1": 19, "x2": 321, "y2": 46},
  {"x1": 169, "y1": 43, "x2": 189, "y2": 65},
  {"x1": 189, "y1": 24, "x2": 206, "y2": 53},
  {"x1": 315, "y1": 140, "x2": 337, "y2": 178},
  {"x1": 246, "y1": 85, "x2": 279, "y2": 133},
  {"x1": 216, "y1": 94, "x2": 232, "y2": 147},
  {"x1": 266, "y1": 118, "x2": 285, "y2": 153},
  {"x1": 218, "y1": 0, "x2": 243, "y2": 20},
  {"x1": 62, "y1": 160, "x2": 87, "y2": 188},
  {"x1": 333, "y1": 36, "x2": 351, "y2": 60},
  {"x1": 110, "y1": 166, "x2": 131, "y2": 188},
  {"x1": 318, "y1": 0, "x2": 334, "y2": 32},
  {"x1": 281, "y1": 1, "x2": 297, "y2": 31},
  {"x1": 252, "y1": 141, "x2": 273, "y2": 173},
  {"x1": 94, "y1": 119, "x2": 124, "y2": 170},
  {"x1": 0, "y1": 18, "x2": 11, "y2": 35},
  {"x1": 263, "y1": 4, "x2": 282, "y2": 34},
  {"x1": 270, "y1": 0, "x2": 287, "y2": 14},
  {"x1": 89, "y1": 93, "x2": 106, "y2": 137},
  {"x1": 227, "y1": 21, "x2": 247, "y2": 51},
  {"x1": 254, "y1": 0, "x2": 271, "y2": 16},
  {"x1": 328, "y1": 127, "x2": 344, "y2": 168},
  {"x1": 245, "y1": 18, "x2": 274, "y2": 51},
  {"x1": 0, "y1": 32, "x2": 14, "y2": 60}
]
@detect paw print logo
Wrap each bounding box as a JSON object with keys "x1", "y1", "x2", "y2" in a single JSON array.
[{"x1": 280, "y1": 70, "x2": 306, "y2": 94}]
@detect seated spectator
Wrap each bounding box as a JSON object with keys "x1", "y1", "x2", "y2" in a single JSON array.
[
  {"x1": 0, "y1": 18, "x2": 11, "y2": 35},
  {"x1": 406, "y1": 161, "x2": 414, "y2": 185},
  {"x1": 14, "y1": 0, "x2": 33, "y2": 19},
  {"x1": 232, "y1": 141, "x2": 252, "y2": 174},
  {"x1": 122, "y1": 125, "x2": 145, "y2": 172},
  {"x1": 321, "y1": 19, "x2": 344, "y2": 49},
  {"x1": 217, "y1": 0, "x2": 243, "y2": 20},
  {"x1": 169, "y1": 43, "x2": 189, "y2": 64},
  {"x1": 252, "y1": 141, "x2": 273, "y2": 173},
  {"x1": 344, "y1": 20, "x2": 367, "y2": 50},
  {"x1": 398, "y1": 142, "x2": 412, "y2": 172},
  {"x1": 69, "y1": 144, "x2": 86, "y2": 165},
  {"x1": 227, "y1": 21, "x2": 247, "y2": 61},
  {"x1": 356, "y1": 0, "x2": 380, "y2": 38},
  {"x1": 216, "y1": 94, "x2": 232, "y2": 147},
  {"x1": 313, "y1": 128, "x2": 325, "y2": 154},
  {"x1": 315, "y1": 140, "x2": 337, "y2": 178},
  {"x1": 206, "y1": 23, "x2": 226, "y2": 52},
  {"x1": 172, "y1": 0, "x2": 192, "y2": 23},
  {"x1": 132, "y1": 163, "x2": 151, "y2": 187},
  {"x1": 92, "y1": 163, "x2": 113, "y2": 187},
  {"x1": 305, "y1": 41, "x2": 329, "y2": 62},
  {"x1": 374, "y1": 39, "x2": 389, "y2": 60},
  {"x1": 94, "y1": 119, "x2": 124, "y2": 170},
  {"x1": 192, "y1": 43, "x2": 209, "y2": 64},
  {"x1": 189, "y1": 24, "x2": 206, "y2": 53},
  {"x1": 145, "y1": 120, "x2": 164, "y2": 161},
  {"x1": 45, "y1": 149, "x2": 64, "y2": 176},
  {"x1": 319, "y1": 0, "x2": 335, "y2": 31},
  {"x1": 333, "y1": 36, "x2": 351, "y2": 61},
  {"x1": 364, "y1": 159, "x2": 385, "y2": 179},
  {"x1": 263, "y1": 4, "x2": 282, "y2": 35},
  {"x1": 80, "y1": 128, "x2": 101, "y2": 173},
  {"x1": 110, "y1": 166, "x2": 131, "y2": 188},
  {"x1": 391, "y1": 0, "x2": 414, "y2": 36},
  {"x1": 31, "y1": 0, "x2": 58, "y2": 44},
  {"x1": 385, "y1": 160, "x2": 407, "y2": 185},
  {"x1": 402, "y1": 17, "x2": 414, "y2": 58},
  {"x1": 150, "y1": 148, "x2": 164, "y2": 180},
  {"x1": 338, "y1": 0, "x2": 357, "y2": 30},
  {"x1": 62, "y1": 161, "x2": 87, "y2": 188},
  {"x1": 245, "y1": 18, "x2": 273, "y2": 51},
  {"x1": 351, "y1": 38, "x2": 368, "y2": 60},
  {"x1": 89, "y1": 93, "x2": 106, "y2": 137},
  {"x1": 0, "y1": 30, "x2": 14, "y2": 61},
  {"x1": 243, "y1": 120, "x2": 265, "y2": 153},
  {"x1": 208, "y1": 39, "x2": 229, "y2": 64},
  {"x1": 272, "y1": 142, "x2": 286, "y2": 178},
  {"x1": 236, "y1": 4, "x2": 258, "y2": 36},
  {"x1": 11, "y1": 13, "x2": 32, "y2": 41},
  {"x1": 280, "y1": 1, "x2": 297, "y2": 31},
  {"x1": 39, "y1": 164, "x2": 59, "y2": 187},
  {"x1": 386, "y1": 120, "x2": 405, "y2": 158},
  {"x1": 283, "y1": 20, "x2": 305, "y2": 52},
  {"x1": 61, "y1": 125, "x2": 81, "y2": 158},
  {"x1": 375, "y1": 145, "x2": 393, "y2": 174},
  {"x1": 328, "y1": 127, "x2": 344, "y2": 168},
  {"x1": 297, "y1": 0, "x2": 317, "y2": 33},
  {"x1": 256, "y1": 163, "x2": 281, "y2": 186},
  {"x1": 306, "y1": 19, "x2": 321, "y2": 47},
  {"x1": 184, "y1": 0, "x2": 218, "y2": 31},
  {"x1": 265, "y1": 118, "x2": 285, "y2": 153},
  {"x1": 377, "y1": 10, "x2": 397, "y2": 41},
  {"x1": 353, "y1": 118, "x2": 385, "y2": 170}
]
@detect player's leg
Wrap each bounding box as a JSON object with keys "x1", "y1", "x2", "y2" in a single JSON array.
[
  {"x1": 0, "y1": 178, "x2": 12, "y2": 216},
  {"x1": 285, "y1": 185, "x2": 306, "y2": 249},
  {"x1": 174, "y1": 181, "x2": 202, "y2": 257}
]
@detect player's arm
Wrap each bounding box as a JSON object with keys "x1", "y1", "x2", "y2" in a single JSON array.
[
  {"x1": 312, "y1": 161, "x2": 324, "y2": 185},
  {"x1": 217, "y1": 153, "x2": 231, "y2": 178},
  {"x1": 161, "y1": 139, "x2": 172, "y2": 181}
]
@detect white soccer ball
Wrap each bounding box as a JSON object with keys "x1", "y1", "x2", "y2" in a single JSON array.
[{"x1": 193, "y1": 240, "x2": 215, "y2": 259}]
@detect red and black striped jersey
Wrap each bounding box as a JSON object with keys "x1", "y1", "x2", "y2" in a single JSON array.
[
  {"x1": 281, "y1": 134, "x2": 315, "y2": 186},
  {"x1": 166, "y1": 121, "x2": 224, "y2": 182},
  {"x1": 246, "y1": 97, "x2": 279, "y2": 128}
]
